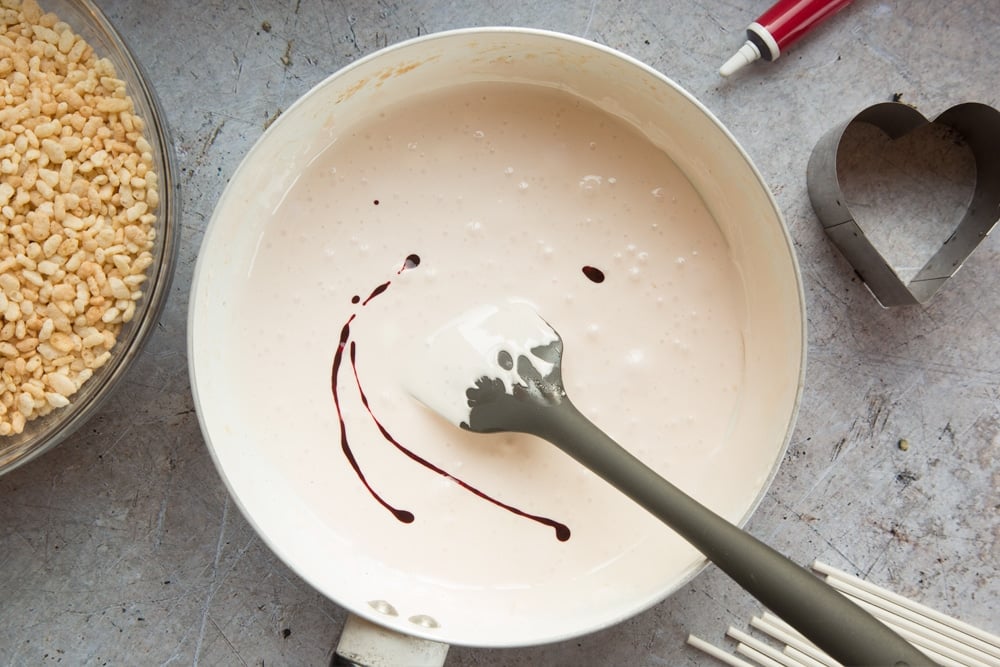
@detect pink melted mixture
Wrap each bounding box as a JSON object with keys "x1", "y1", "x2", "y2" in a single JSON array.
[{"x1": 232, "y1": 82, "x2": 747, "y2": 596}]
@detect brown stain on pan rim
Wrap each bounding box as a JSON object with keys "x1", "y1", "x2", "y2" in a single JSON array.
[{"x1": 337, "y1": 55, "x2": 441, "y2": 103}]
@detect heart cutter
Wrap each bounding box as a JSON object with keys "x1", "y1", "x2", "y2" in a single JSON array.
[{"x1": 807, "y1": 102, "x2": 1000, "y2": 307}]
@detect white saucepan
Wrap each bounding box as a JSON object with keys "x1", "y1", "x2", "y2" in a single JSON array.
[{"x1": 189, "y1": 28, "x2": 805, "y2": 664}]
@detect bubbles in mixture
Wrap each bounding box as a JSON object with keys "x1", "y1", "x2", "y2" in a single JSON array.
[{"x1": 625, "y1": 348, "x2": 645, "y2": 365}]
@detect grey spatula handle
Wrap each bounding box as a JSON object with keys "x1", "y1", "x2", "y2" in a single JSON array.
[{"x1": 531, "y1": 401, "x2": 936, "y2": 667}]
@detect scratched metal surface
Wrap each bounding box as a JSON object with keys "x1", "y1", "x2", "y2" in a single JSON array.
[{"x1": 1, "y1": 1, "x2": 997, "y2": 665}]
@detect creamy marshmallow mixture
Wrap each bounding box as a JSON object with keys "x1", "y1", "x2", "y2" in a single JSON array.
[{"x1": 234, "y1": 81, "x2": 748, "y2": 592}]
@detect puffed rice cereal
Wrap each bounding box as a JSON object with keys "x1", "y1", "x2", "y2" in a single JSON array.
[{"x1": 0, "y1": 0, "x2": 158, "y2": 435}]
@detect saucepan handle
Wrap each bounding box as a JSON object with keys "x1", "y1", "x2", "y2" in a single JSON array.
[{"x1": 332, "y1": 614, "x2": 450, "y2": 667}]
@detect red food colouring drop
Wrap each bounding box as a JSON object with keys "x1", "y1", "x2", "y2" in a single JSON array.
[
  {"x1": 582, "y1": 265, "x2": 605, "y2": 283},
  {"x1": 373, "y1": 199, "x2": 380, "y2": 206},
  {"x1": 399, "y1": 253, "x2": 420, "y2": 273},
  {"x1": 362, "y1": 281, "x2": 390, "y2": 306},
  {"x1": 351, "y1": 295, "x2": 360, "y2": 304}
]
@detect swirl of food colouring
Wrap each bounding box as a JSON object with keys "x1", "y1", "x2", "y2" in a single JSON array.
[{"x1": 330, "y1": 253, "x2": 574, "y2": 541}]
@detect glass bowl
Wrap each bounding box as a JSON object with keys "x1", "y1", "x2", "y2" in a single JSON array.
[{"x1": 0, "y1": 0, "x2": 178, "y2": 475}]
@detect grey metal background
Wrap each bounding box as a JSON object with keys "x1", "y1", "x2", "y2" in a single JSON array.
[{"x1": 1, "y1": 2, "x2": 997, "y2": 665}]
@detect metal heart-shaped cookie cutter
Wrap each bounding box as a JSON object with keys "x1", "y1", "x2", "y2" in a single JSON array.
[{"x1": 807, "y1": 102, "x2": 1000, "y2": 306}]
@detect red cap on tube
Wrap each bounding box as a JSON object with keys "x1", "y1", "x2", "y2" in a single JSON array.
[{"x1": 720, "y1": 0, "x2": 853, "y2": 76}]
